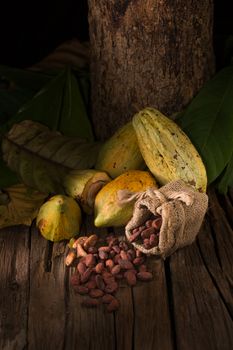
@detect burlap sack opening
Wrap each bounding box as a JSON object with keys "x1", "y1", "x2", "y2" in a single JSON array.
[{"x1": 118, "y1": 180, "x2": 208, "y2": 258}]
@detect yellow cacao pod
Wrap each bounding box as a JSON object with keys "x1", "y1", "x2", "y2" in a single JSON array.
[
  {"x1": 36, "y1": 195, "x2": 81, "y2": 242},
  {"x1": 63, "y1": 169, "x2": 111, "y2": 214},
  {"x1": 95, "y1": 122, "x2": 145, "y2": 178},
  {"x1": 94, "y1": 170, "x2": 157, "y2": 227},
  {"x1": 133, "y1": 108, "x2": 207, "y2": 192}
]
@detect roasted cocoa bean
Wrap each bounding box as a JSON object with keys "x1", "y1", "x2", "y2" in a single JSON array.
[
  {"x1": 75, "y1": 285, "x2": 89, "y2": 295},
  {"x1": 85, "y1": 280, "x2": 97, "y2": 289},
  {"x1": 107, "y1": 298, "x2": 120, "y2": 312},
  {"x1": 95, "y1": 275, "x2": 105, "y2": 290},
  {"x1": 95, "y1": 262, "x2": 105, "y2": 274},
  {"x1": 139, "y1": 264, "x2": 147, "y2": 272},
  {"x1": 137, "y1": 272, "x2": 153, "y2": 281},
  {"x1": 106, "y1": 259, "x2": 115, "y2": 270},
  {"x1": 87, "y1": 246, "x2": 98, "y2": 254},
  {"x1": 85, "y1": 254, "x2": 96, "y2": 267},
  {"x1": 152, "y1": 217, "x2": 162, "y2": 230},
  {"x1": 105, "y1": 281, "x2": 118, "y2": 293},
  {"x1": 65, "y1": 251, "x2": 76, "y2": 266},
  {"x1": 84, "y1": 234, "x2": 98, "y2": 249},
  {"x1": 77, "y1": 262, "x2": 86, "y2": 275},
  {"x1": 136, "y1": 249, "x2": 143, "y2": 257},
  {"x1": 70, "y1": 273, "x2": 80, "y2": 286},
  {"x1": 133, "y1": 257, "x2": 145, "y2": 266},
  {"x1": 98, "y1": 246, "x2": 111, "y2": 253},
  {"x1": 118, "y1": 259, "x2": 134, "y2": 270},
  {"x1": 99, "y1": 250, "x2": 109, "y2": 260},
  {"x1": 113, "y1": 254, "x2": 121, "y2": 264},
  {"x1": 111, "y1": 264, "x2": 121, "y2": 275},
  {"x1": 124, "y1": 270, "x2": 137, "y2": 286},
  {"x1": 81, "y1": 267, "x2": 93, "y2": 283},
  {"x1": 149, "y1": 233, "x2": 159, "y2": 247},
  {"x1": 89, "y1": 288, "x2": 104, "y2": 298},
  {"x1": 102, "y1": 294, "x2": 115, "y2": 304},
  {"x1": 120, "y1": 250, "x2": 128, "y2": 260},
  {"x1": 145, "y1": 219, "x2": 153, "y2": 228},
  {"x1": 112, "y1": 245, "x2": 121, "y2": 254},
  {"x1": 141, "y1": 227, "x2": 156, "y2": 239}
]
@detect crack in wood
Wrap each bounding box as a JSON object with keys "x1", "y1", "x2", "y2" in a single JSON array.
[{"x1": 43, "y1": 240, "x2": 53, "y2": 272}]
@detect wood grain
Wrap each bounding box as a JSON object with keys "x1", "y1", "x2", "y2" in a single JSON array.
[
  {"x1": 0, "y1": 225, "x2": 30, "y2": 350},
  {"x1": 133, "y1": 258, "x2": 174, "y2": 350},
  {"x1": 27, "y1": 224, "x2": 67, "y2": 350},
  {"x1": 170, "y1": 242, "x2": 233, "y2": 350}
]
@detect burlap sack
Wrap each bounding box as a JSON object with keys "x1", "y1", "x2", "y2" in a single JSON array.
[{"x1": 118, "y1": 180, "x2": 208, "y2": 258}]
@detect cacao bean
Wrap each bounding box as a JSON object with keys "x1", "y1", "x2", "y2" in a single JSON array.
[
  {"x1": 89, "y1": 289, "x2": 104, "y2": 298},
  {"x1": 77, "y1": 262, "x2": 86, "y2": 274},
  {"x1": 95, "y1": 262, "x2": 105, "y2": 274},
  {"x1": 137, "y1": 272, "x2": 153, "y2": 281},
  {"x1": 82, "y1": 298, "x2": 100, "y2": 307},
  {"x1": 99, "y1": 250, "x2": 108, "y2": 260},
  {"x1": 133, "y1": 257, "x2": 145, "y2": 266},
  {"x1": 102, "y1": 294, "x2": 115, "y2": 304},
  {"x1": 85, "y1": 280, "x2": 97, "y2": 289},
  {"x1": 106, "y1": 259, "x2": 115, "y2": 270},
  {"x1": 120, "y1": 250, "x2": 128, "y2": 260},
  {"x1": 141, "y1": 227, "x2": 156, "y2": 239},
  {"x1": 152, "y1": 217, "x2": 162, "y2": 230},
  {"x1": 70, "y1": 273, "x2": 80, "y2": 286},
  {"x1": 118, "y1": 259, "x2": 134, "y2": 270},
  {"x1": 111, "y1": 265, "x2": 121, "y2": 275},
  {"x1": 85, "y1": 254, "x2": 96, "y2": 267},
  {"x1": 84, "y1": 234, "x2": 98, "y2": 249},
  {"x1": 75, "y1": 285, "x2": 89, "y2": 295},
  {"x1": 65, "y1": 251, "x2": 76, "y2": 266},
  {"x1": 81, "y1": 267, "x2": 93, "y2": 283},
  {"x1": 124, "y1": 270, "x2": 137, "y2": 286},
  {"x1": 107, "y1": 298, "x2": 120, "y2": 312},
  {"x1": 95, "y1": 275, "x2": 105, "y2": 290},
  {"x1": 98, "y1": 246, "x2": 111, "y2": 252},
  {"x1": 105, "y1": 281, "x2": 118, "y2": 293}
]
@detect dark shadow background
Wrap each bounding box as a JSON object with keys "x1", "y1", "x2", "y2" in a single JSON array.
[{"x1": 0, "y1": 0, "x2": 232, "y2": 70}]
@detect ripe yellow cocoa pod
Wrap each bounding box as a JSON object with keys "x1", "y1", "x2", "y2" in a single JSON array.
[
  {"x1": 132, "y1": 108, "x2": 207, "y2": 192},
  {"x1": 63, "y1": 169, "x2": 111, "y2": 214},
  {"x1": 94, "y1": 170, "x2": 157, "y2": 227},
  {"x1": 95, "y1": 122, "x2": 145, "y2": 178},
  {"x1": 36, "y1": 195, "x2": 81, "y2": 242}
]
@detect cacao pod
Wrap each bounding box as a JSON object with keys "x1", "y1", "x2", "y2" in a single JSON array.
[
  {"x1": 95, "y1": 122, "x2": 145, "y2": 178},
  {"x1": 132, "y1": 108, "x2": 207, "y2": 192},
  {"x1": 63, "y1": 169, "x2": 111, "y2": 214},
  {"x1": 94, "y1": 170, "x2": 157, "y2": 227},
  {"x1": 36, "y1": 195, "x2": 81, "y2": 242}
]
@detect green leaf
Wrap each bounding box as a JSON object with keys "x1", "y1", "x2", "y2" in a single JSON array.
[
  {"x1": 0, "y1": 65, "x2": 52, "y2": 92},
  {"x1": 217, "y1": 151, "x2": 233, "y2": 194},
  {"x1": 178, "y1": 66, "x2": 233, "y2": 184},
  {"x1": 2, "y1": 68, "x2": 93, "y2": 140}
]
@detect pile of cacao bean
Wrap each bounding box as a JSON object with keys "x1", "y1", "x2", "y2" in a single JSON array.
[
  {"x1": 66, "y1": 233, "x2": 154, "y2": 313},
  {"x1": 128, "y1": 215, "x2": 162, "y2": 249}
]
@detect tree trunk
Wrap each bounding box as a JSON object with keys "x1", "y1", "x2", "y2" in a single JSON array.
[{"x1": 88, "y1": 0, "x2": 215, "y2": 140}]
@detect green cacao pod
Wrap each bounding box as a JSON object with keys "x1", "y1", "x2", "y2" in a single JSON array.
[
  {"x1": 94, "y1": 170, "x2": 157, "y2": 227},
  {"x1": 95, "y1": 122, "x2": 145, "y2": 178},
  {"x1": 132, "y1": 108, "x2": 207, "y2": 192},
  {"x1": 36, "y1": 195, "x2": 81, "y2": 242}
]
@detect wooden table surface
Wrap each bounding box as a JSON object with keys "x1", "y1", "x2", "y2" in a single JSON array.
[{"x1": 1, "y1": 188, "x2": 233, "y2": 350}]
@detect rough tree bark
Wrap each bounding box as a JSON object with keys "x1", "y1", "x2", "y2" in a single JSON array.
[{"x1": 88, "y1": 0, "x2": 215, "y2": 140}]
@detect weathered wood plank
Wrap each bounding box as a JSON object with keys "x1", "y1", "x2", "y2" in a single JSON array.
[
  {"x1": 27, "y1": 224, "x2": 67, "y2": 350},
  {"x1": 198, "y1": 220, "x2": 233, "y2": 317},
  {"x1": 170, "y1": 242, "x2": 233, "y2": 350},
  {"x1": 64, "y1": 217, "x2": 116, "y2": 350},
  {"x1": 133, "y1": 258, "x2": 174, "y2": 350},
  {"x1": 208, "y1": 189, "x2": 233, "y2": 285},
  {"x1": 0, "y1": 226, "x2": 30, "y2": 350}
]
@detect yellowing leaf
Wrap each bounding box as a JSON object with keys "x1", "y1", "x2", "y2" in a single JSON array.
[{"x1": 0, "y1": 184, "x2": 47, "y2": 229}]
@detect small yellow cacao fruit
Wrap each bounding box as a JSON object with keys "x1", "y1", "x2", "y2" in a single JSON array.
[
  {"x1": 63, "y1": 169, "x2": 111, "y2": 214},
  {"x1": 95, "y1": 122, "x2": 145, "y2": 178},
  {"x1": 94, "y1": 170, "x2": 157, "y2": 227},
  {"x1": 132, "y1": 108, "x2": 207, "y2": 192},
  {"x1": 36, "y1": 195, "x2": 81, "y2": 242}
]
